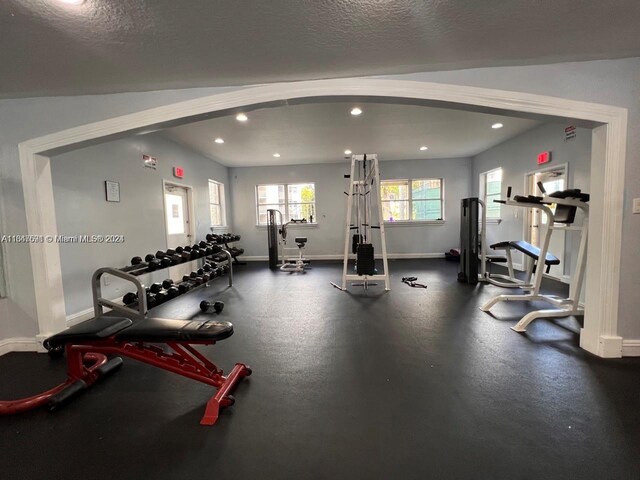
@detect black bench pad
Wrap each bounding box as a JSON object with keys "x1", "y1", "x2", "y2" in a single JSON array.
[
  {"x1": 509, "y1": 240, "x2": 560, "y2": 265},
  {"x1": 490, "y1": 241, "x2": 512, "y2": 249},
  {"x1": 115, "y1": 318, "x2": 233, "y2": 342},
  {"x1": 44, "y1": 317, "x2": 133, "y2": 349}
]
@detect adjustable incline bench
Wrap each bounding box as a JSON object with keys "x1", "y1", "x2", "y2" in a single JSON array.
[
  {"x1": 2, "y1": 253, "x2": 251, "y2": 425},
  {"x1": 0, "y1": 315, "x2": 251, "y2": 425}
]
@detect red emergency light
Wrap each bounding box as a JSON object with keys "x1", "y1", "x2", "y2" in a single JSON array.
[{"x1": 537, "y1": 151, "x2": 551, "y2": 165}]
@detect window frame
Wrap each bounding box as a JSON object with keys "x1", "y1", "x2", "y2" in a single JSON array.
[
  {"x1": 255, "y1": 182, "x2": 317, "y2": 225},
  {"x1": 208, "y1": 179, "x2": 227, "y2": 228},
  {"x1": 380, "y1": 177, "x2": 445, "y2": 224},
  {"x1": 479, "y1": 168, "x2": 503, "y2": 222}
]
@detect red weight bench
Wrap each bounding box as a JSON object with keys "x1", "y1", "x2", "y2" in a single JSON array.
[{"x1": 0, "y1": 316, "x2": 251, "y2": 425}]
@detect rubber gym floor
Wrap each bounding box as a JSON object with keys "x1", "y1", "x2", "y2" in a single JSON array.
[{"x1": 1, "y1": 259, "x2": 639, "y2": 480}]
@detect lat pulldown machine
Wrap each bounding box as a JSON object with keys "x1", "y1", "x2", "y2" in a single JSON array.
[{"x1": 331, "y1": 154, "x2": 390, "y2": 291}]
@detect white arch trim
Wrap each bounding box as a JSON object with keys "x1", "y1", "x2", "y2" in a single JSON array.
[{"x1": 18, "y1": 78, "x2": 627, "y2": 357}]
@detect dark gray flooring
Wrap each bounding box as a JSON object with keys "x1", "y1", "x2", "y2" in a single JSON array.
[{"x1": 1, "y1": 259, "x2": 639, "y2": 480}]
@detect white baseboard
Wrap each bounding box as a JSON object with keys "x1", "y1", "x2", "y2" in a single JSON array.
[
  {"x1": 0, "y1": 337, "x2": 38, "y2": 356},
  {"x1": 622, "y1": 339, "x2": 640, "y2": 357},
  {"x1": 66, "y1": 296, "x2": 124, "y2": 327},
  {"x1": 66, "y1": 305, "x2": 98, "y2": 326},
  {"x1": 242, "y1": 253, "x2": 445, "y2": 262}
]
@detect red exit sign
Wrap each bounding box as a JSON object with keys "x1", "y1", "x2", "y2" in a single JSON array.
[
  {"x1": 173, "y1": 166, "x2": 184, "y2": 178},
  {"x1": 537, "y1": 151, "x2": 551, "y2": 165}
]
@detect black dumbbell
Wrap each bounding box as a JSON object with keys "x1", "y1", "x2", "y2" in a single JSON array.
[
  {"x1": 149, "y1": 282, "x2": 163, "y2": 294},
  {"x1": 162, "y1": 279, "x2": 174, "y2": 289},
  {"x1": 147, "y1": 259, "x2": 162, "y2": 271},
  {"x1": 200, "y1": 300, "x2": 224, "y2": 313},
  {"x1": 146, "y1": 292, "x2": 158, "y2": 309},
  {"x1": 123, "y1": 292, "x2": 138, "y2": 305},
  {"x1": 166, "y1": 286, "x2": 180, "y2": 299},
  {"x1": 155, "y1": 290, "x2": 169, "y2": 304},
  {"x1": 131, "y1": 256, "x2": 143, "y2": 265}
]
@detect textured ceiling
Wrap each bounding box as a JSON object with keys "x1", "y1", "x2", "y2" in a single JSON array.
[
  {"x1": 161, "y1": 101, "x2": 540, "y2": 167},
  {"x1": 1, "y1": 0, "x2": 640, "y2": 98}
]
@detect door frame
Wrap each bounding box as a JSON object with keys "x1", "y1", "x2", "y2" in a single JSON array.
[
  {"x1": 522, "y1": 162, "x2": 570, "y2": 245},
  {"x1": 18, "y1": 78, "x2": 628, "y2": 357},
  {"x1": 161, "y1": 180, "x2": 196, "y2": 249}
]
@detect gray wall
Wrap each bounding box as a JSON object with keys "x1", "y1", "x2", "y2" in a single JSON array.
[
  {"x1": 472, "y1": 122, "x2": 592, "y2": 278},
  {"x1": 50, "y1": 133, "x2": 230, "y2": 316},
  {"x1": 230, "y1": 157, "x2": 471, "y2": 257},
  {"x1": 0, "y1": 57, "x2": 639, "y2": 340}
]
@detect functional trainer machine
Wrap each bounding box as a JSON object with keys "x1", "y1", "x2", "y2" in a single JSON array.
[
  {"x1": 267, "y1": 209, "x2": 310, "y2": 273},
  {"x1": 480, "y1": 183, "x2": 590, "y2": 332},
  {"x1": 331, "y1": 154, "x2": 390, "y2": 291},
  {"x1": 0, "y1": 243, "x2": 250, "y2": 426}
]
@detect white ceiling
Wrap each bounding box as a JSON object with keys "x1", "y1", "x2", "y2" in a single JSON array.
[
  {"x1": 161, "y1": 101, "x2": 540, "y2": 167},
  {"x1": 2, "y1": 0, "x2": 640, "y2": 98}
]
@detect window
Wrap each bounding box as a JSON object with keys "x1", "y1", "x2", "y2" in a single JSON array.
[
  {"x1": 209, "y1": 180, "x2": 226, "y2": 227},
  {"x1": 480, "y1": 168, "x2": 503, "y2": 220},
  {"x1": 381, "y1": 178, "x2": 443, "y2": 222},
  {"x1": 256, "y1": 183, "x2": 316, "y2": 224}
]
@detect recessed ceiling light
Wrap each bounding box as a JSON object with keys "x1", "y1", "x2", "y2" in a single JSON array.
[
  {"x1": 236, "y1": 113, "x2": 248, "y2": 122},
  {"x1": 419, "y1": 146, "x2": 428, "y2": 151},
  {"x1": 350, "y1": 107, "x2": 362, "y2": 116},
  {"x1": 214, "y1": 138, "x2": 224, "y2": 144},
  {"x1": 344, "y1": 149, "x2": 352, "y2": 155},
  {"x1": 58, "y1": 0, "x2": 85, "y2": 4},
  {"x1": 273, "y1": 153, "x2": 281, "y2": 158},
  {"x1": 491, "y1": 123, "x2": 504, "y2": 129}
]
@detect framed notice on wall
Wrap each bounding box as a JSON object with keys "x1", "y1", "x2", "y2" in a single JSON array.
[{"x1": 105, "y1": 180, "x2": 120, "y2": 202}]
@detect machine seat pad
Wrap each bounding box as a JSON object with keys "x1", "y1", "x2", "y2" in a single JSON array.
[
  {"x1": 295, "y1": 237, "x2": 307, "y2": 244},
  {"x1": 509, "y1": 240, "x2": 560, "y2": 265},
  {"x1": 114, "y1": 318, "x2": 234, "y2": 342},
  {"x1": 44, "y1": 317, "x2": 133, "y2": 349}
]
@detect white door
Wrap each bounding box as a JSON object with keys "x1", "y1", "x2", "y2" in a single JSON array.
[
  {"x1": 164, "y1": 184, "x2": 191, "y2": 248},
  {"x1": 526, "y1": 166, "x2": 566, "y2": 280},
  {"x1": 164, "y1": 184, "x2": 194, "y2": 279}
]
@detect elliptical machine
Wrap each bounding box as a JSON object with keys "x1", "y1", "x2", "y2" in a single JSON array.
[{"x1": 267, "y1": 209, "x2": 310, "y2": 273}]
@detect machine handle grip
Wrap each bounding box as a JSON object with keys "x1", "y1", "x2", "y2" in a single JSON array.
[
  {"x1": 506, "y1": 186, "x2": 512, "y2": 198},
  {"x1": 537, "y1": 181, "x2": 546, "y2": 194}
]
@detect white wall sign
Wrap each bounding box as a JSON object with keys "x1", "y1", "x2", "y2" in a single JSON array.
[
  {"x1": 143, "y1": 154, "x2": 157, "y2": 169},
  {"x1": 564, "y1": 125, "x2": 577, "y2": 141},
  {"x1": 104, "y1": 180, "x2": 120, "y2": 202}
]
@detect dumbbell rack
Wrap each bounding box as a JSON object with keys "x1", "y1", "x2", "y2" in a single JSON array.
[
  {"x1": 208, "y1": 233, "x2": 245, "y2": 265},
  {"x1": 91, "y1": 249, "x2": 233, "y2": 320}
]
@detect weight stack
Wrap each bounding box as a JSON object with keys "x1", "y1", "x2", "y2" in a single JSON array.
[
  {"x1": 356, "y1": 243, "x2": 375, "y2": 275},
  {"x1": 459, "y1": 198, "x2": 479, "y2": 284},
  {"x1": 267, "y1": 209, "x2": 279, "y2": 270}
]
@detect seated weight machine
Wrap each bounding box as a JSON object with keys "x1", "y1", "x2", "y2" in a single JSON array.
[
  {"x1": 480, "y1": 182, "x2": 590, "y2": 332},
  {"x1": 267, "y1": 209, "x2": 310, "y2": 273}
]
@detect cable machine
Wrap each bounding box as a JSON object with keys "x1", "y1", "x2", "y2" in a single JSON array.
[{"x1": 331, "y1": 154, "x2": 390, "y2": 291}]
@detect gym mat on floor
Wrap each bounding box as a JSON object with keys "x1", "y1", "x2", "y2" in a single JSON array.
[{"x1": 1, "y1": 259, "x2": 639, "y2": 480}]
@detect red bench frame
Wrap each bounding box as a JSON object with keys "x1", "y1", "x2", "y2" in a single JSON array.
[{"x1": 0, "y1": 338, "x2": 251, "y2": 425}]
